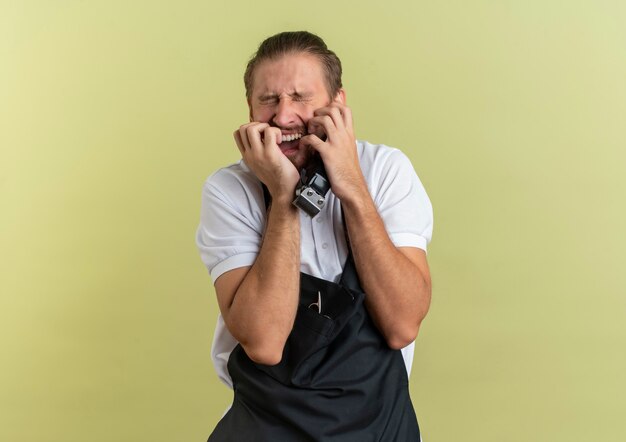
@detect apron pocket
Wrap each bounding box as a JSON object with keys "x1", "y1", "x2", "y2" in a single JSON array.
[{"x1": 255, "y1": 288, "x2": 364, "y2": 386}]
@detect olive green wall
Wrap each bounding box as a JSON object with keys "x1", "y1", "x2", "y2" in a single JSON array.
[{"x1": 2, "y1": 1, "x2": 624, "y2": 441}]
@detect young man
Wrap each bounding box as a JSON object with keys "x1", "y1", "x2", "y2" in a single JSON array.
[{"x1": 196, "y1": 31, "x2": 433, "y2": 441}]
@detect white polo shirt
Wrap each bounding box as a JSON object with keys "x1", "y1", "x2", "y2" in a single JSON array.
[{"x1": 196, "y1": 140, "x2": 433, "y2": 388}]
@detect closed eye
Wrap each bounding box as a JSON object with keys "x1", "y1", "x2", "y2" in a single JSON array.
[
  {"x1": 291, "y1": 92, "x2": 313, "y2": 102},
  {"x1": 259, "y1": 96, "x2": 279, "y2": 105}
]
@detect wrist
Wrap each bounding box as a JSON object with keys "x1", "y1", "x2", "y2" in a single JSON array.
[
  {"x1": 333, "y1": 173, "x2": 369, "y2": 205},
  {"x1": 267, "y1": 194, "x2": 299, "y2": 217},
  {"x1": 269, "y1": 189, "x2": 298, "y2": 208}
]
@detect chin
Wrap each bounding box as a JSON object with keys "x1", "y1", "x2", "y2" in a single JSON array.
[{"x1": 285, "y1": 143, "x2": 314, "y2": 170}]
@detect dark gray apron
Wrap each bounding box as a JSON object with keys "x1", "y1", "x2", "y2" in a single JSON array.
[{"x1": 208, "y1": 195, "x2": 421, "y2": 441}]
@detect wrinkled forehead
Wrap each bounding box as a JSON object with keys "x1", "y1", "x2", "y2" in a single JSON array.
[{"x1": 250, "y1": 52, "x2": 331, "y2": 98}]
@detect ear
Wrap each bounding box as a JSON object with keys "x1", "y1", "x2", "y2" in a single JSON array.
[{"x1": 333, "y1": 88, "x2": 346, "y2": 105}]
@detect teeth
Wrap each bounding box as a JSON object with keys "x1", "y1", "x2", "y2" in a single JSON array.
[{"x1": 281, "y1": 133, "x2": 302, "y2": 142}]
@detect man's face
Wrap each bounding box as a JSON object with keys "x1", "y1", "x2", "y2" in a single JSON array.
[{"x1": 248, "y1": 52, "x2": 342, "y2": 170}]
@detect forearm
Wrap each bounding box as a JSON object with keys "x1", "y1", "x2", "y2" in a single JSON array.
[
  {"x1": 226, "y1": 199, "x2": 300, "y2": 364},
  {"x1": 341, "y1": 182, "x2": 431, "y2": 349}
]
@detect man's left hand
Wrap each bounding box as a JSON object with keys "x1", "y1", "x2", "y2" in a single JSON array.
[{"x1": 301, "y1": 103, "x2": 365, "y2": 202}]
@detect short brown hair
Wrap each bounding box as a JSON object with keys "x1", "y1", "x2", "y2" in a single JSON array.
[{"x1": 244, "y1": 31, "x2": 343, "y2": 100}]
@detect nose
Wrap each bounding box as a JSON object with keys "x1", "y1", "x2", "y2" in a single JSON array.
[{"x1": 272, "y1": 97, "x2": 297, "y2": 128}]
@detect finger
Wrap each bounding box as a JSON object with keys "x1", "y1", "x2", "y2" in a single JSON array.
[
  {"x1": 339, "y1": 104, "x2": 353, "y2": 131},
  {"x1": 238, "y1": 122, "x2": 266, "y2": 150},
  {"x1": 233, "y1": 130, "x2": 245, "y2": 156},
  {"x1": 301, "y1": 134, "x2": 328, "y2": 155},
  {"x1": 315, "y1": 104, "x2": 345, "y2": 130},
  {"x1": 263, "y1": 127, "x2": 282, "y2": 150},
  {"x1": 238, "y1": 123, "x2": 254, "y2": 150},
  {"x1": 307, "y1": 115, "x2": 337, "y2": 141},
  {"x1": 244, "y1": 122, "x2": 269, "y2": 151},
  {"x1": 321, "y1": 102, "x2": 353, "y2": 130},
  {"x1": 327, "y1": 106, "x2": 345, "y2": 130},
  {"x1": 327, "y1": 102, "x2": 353, "y2": 129}
]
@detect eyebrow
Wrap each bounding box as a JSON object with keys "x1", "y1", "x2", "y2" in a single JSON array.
[{"x1": 257, "y1": 91, "x2": 313, "y2": 101}]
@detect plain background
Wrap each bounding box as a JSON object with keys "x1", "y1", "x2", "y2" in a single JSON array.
[{"x1": 2, "y1": 1, "x2": 625, "y2": 441}]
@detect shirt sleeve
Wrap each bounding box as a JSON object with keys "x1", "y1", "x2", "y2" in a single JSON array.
[
  {"x1": 368, "y1": 146, "x2": 433, "y2": 252},
  {"x1": 195, "y1": 166, "x2": 266, "y2": 283}
]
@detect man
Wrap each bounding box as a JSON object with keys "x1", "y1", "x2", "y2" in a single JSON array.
[{"x1": 196, "y1": 31, "x2": 433, "y2": 441}]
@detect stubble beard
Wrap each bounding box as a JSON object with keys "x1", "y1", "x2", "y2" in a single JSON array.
[{"x1": 285, "y1": 141, "x2": 316, "y2": 171}]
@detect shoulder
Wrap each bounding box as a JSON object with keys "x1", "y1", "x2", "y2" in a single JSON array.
[
  {"x1": 204, "y1": 160, "x2": 256, "y2": 193},
  {"x1": 357, "y1": 140, "x2": 414, "y2": 172},
  {"x1": 355, "y1": 141, "x2": 433, "y2": 250},
  {"x1": 356, "y1": 140, "x2": 419, "y2": 187},
  {"x1": 356, "y1": 139, "x2": 404, "y2": 162},
  {"x1": 197, "y1": 161, "x2": 266, "y2": 281},
  {"x1": 202, "y1": 160, "x2": 263, "y2": 209}
]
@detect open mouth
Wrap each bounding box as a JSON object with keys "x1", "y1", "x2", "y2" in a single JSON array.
[
  {"x1": 281, "y1": 133, "x2": 303, "y2": 143},
  {"x1": 279, "y1": 132, "x2": 304, "y2": 154}
]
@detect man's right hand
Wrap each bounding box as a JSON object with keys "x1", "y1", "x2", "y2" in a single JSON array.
[
  {"x1": 234, "y1": 123, "x2": 300, "y2": 204},
  {"x1": 215, "y1": 123, "x2": 303, "y2": 366}
]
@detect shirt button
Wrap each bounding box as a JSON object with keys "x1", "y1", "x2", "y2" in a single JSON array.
[
  {"x1": 316, "y1": 217, "x2": 323, "y2": 223},
  {"x1": 322, "y1": 243, "x2": 328, "y2": 249}
]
